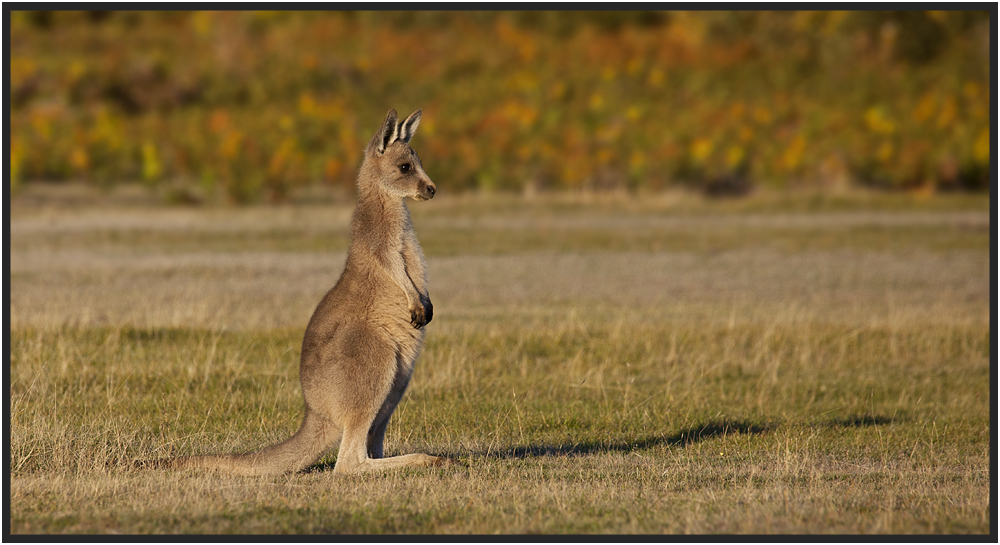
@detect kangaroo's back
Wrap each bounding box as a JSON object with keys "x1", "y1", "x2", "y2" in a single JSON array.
[{"x1": 164, "y1": 109, "x2": 444, "y2": 475}]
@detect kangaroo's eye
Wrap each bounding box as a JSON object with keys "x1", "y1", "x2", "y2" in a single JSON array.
[{"x1": 399, "y1": 163, "x2": 411, "y2": 174}]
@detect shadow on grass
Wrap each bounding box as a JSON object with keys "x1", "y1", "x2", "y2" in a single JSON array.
[
  {"x1": 304, "y1": 419, "x2": 773, "y2": 472},
  {"x1": 824, "y1": 413, "x2": 898, "y2": 428},
  {"x1": 477, "y1": 419, "x2": 774, "y2": 460}
]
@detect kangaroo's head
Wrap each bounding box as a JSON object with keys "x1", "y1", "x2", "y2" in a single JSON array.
[{"x1": 362, "y1": 109, "x2": 436, "y2": 201}]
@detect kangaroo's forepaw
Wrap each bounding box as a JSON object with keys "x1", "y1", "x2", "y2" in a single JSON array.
[
  {"x1": 409, "y1": 307, "x2": 425, "y2": 328},
  {"x1": 422, "y1": 297, "x2": 433, "y2": 325}
]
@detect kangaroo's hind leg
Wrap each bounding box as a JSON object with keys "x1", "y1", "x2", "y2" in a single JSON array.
[
  {"x1": 335, "y1": 419, "x2": 445, "y2": 474},
  {"x1": 332, "y1": 358, "x2": 444, "y2": 473},
  {"x1": 366, "y1": 360, "x2": 414, "y2": 459}
]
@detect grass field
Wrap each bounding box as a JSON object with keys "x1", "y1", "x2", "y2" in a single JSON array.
[{"x1": 8, "y1": 187, "x2": 992, "y2": 534}]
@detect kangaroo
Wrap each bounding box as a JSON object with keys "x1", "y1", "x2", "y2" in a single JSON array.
[{"x1": 164, "y1": 109, "x2": 445, "y2": 475}]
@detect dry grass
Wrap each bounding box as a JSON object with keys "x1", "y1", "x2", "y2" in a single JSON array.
[{"x1": 8, "y1": 189, "x2": 991, "y2": 534}]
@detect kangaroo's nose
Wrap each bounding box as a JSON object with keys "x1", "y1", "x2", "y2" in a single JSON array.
[{"x1": 427, "y1": 184, "x2": 436, "y2": 197}]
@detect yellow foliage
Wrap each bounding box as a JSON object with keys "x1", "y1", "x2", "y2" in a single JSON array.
[
  {"x1": 877, "y1": 141, "x2": 894, "y2": 163},
  {"x1": 791, "y1": 11, "x2": 816, "y2": 32},
  {"x1": 781, "y1": 136, "x2": 806, "y2": 171},
  {"x1": 141, "y1": 143, "x2": 162, "y2": 181},
  {"x1": 753, "y1": 107, "x2": 772, "y2": 125},
  {"x1": 691, "y1": 138, "x2": 713, "y2": 163},
  {"x1": 298, "y1": 93, "x2": 342, "y2": 122},
  {"x1": 823, "y1": 11, "x2": 849, "y2": 35},
  {"x1": 667, "y1": 12, "x2": 706, "y2": 48},
  {"x1": 548, "y1": 82, "x2": 566, "y2": 100},
  {"x1": 926, "y1": 11, "x2": 949, "y2": 23},
  {"x1": 501, "y1": 101, "x2": 538, "y2": 129},
  {"x1": 561, "y1": 164, "x2": 581, "y2": 186},
  {"x1": 971, "y1": 102, "x2": 987, "y2": 121},
  {"x1": 629, "y1": 151, "x2": 645, "y2": 170},
  {"x1": 865, "y1": 107, "x2": 895, "y2": 135},
  {"x1": 70, "y1": 148, "x2": 90, "y2": 173},
  {"x1": 725, "y1": 145, "x2": 745, "y2": 169},
  {"x1": 518, "y1": 40, "x2": 536, "y2": 62},
  {"x1": 7, "y1": 11, "x2": 991, "y2": 195},
  {"x1": 626, "y1": 58, "x2": 642, "y2": 76},
  {"x1": 93, "y1": 110, "x2": 123, "y2": 150},
  {"x1": 68, "y1": 61, "x2": 86, "y2": 83},
  {"x1": 220, "y1": 130, "x2": 243, "y2": 160},
  {"x1": 30, "y1": 113, "x2": 52, "y2": 140},
  {"x1": 421, "y1": 117, "x2": 436, "y2": 137},
  {"x1": 963, "y1": 81, "x2": 981, "y2": 100},
  {"x1": 936, "y1": 97, "x2": 956, "y2": 129},
  {"x1": 10, "y1": 57, "x2": 37, "y2": 87},
  {"x1": 647, "y1": 68, "x2": 664, "y2": 88},
  {"x1": 268, "y1": 138, "x2": 298, "y2": 178},
  {"x1": 191, "y1": 11, "x2": 212, "y2": 36},
  {"x1": 298, "y1": 93, "x2": 317, "y2": 117},
  {"x1": 973, "y1": 128, "x2": 990, "y2": 165},
  {"x1": 912, "y1": 93, "x2": 936, "y2": 124},
  {"x1": 729, "y1": 102, "x2": 745, "y2": 121},
  {"x1": 508, "y1": 71, "x2": 539, "y2": 93}
]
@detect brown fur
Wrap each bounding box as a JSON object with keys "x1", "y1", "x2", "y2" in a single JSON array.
[{"x1": 164, "y1": 109, "x2": 443, "y2": 475}]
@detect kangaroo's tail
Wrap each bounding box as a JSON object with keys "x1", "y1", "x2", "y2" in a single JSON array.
[{"x1": 151, "y1": 410, "x2": 340, "y2": 476}]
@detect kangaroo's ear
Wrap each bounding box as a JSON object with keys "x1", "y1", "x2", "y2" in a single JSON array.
[
  {"x1": 370, "y1": 109, "x2": 399, "y2": 155},
  {"x1": 396, "y1": 109, "x2": 422, "y2": 144}
]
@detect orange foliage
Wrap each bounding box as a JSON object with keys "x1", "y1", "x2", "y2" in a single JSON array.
[{"x1": 8, "y1": 10, "x2": 991, "y2": 199}]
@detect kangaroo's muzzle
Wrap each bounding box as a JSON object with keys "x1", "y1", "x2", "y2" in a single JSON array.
[{"x1": 418, "y1": 180, "x2": 436, "y2": 200}]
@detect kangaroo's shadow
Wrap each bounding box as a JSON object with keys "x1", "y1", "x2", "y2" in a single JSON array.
[
  {"x1": 824, "y1": 413, "x2": 898, "y2": 428},
  {"x1": 475, "y1": 419, "x2": 773, "y2": 460},
  {"x1": 304, "y1": 419, "x2": 772, "y2": 472}
]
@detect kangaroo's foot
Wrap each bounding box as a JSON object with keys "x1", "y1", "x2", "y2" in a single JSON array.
[{"x1": 334, "y1": 453, "x2": 452, "y2": 474}]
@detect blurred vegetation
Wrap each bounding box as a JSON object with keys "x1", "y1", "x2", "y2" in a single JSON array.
[{"x1": 8, "y1": 10, "x2": 992, "y2": 203}]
